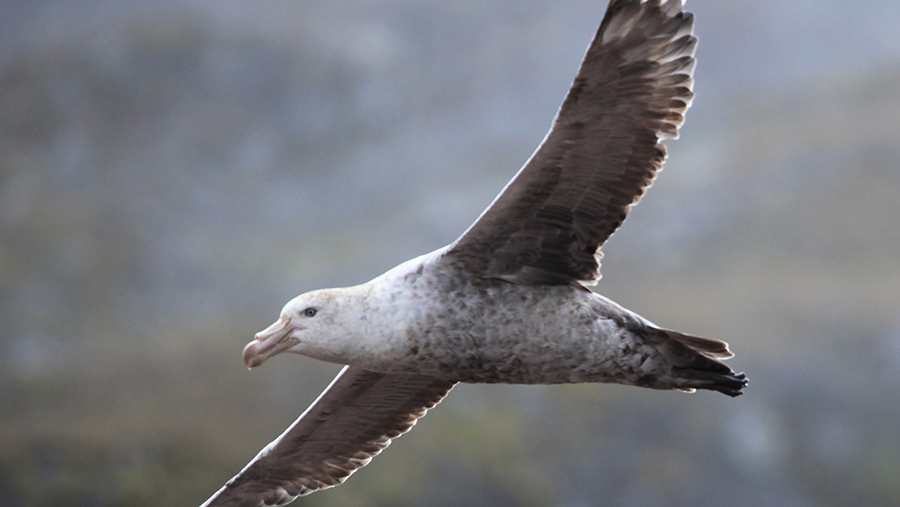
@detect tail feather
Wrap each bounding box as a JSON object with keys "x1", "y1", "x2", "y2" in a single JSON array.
[
  {"x1": 654, "y1": 329, "x2": 748, "y2": 397},
  {"x1": 668, "y1": 330, "x2": 734, "y2": 360}
]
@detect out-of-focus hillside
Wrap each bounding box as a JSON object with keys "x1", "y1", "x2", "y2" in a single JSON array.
[{"x1": 2, "y1": 1, "x2": 899, "y2": 506}]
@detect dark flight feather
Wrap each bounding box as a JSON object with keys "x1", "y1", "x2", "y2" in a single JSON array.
[
  {"x1": 449, "y1": 0, "x2": 696, "y2": 286},
  {"x1": 202, "y1": 366, "x2": 455, "y2": 507}
]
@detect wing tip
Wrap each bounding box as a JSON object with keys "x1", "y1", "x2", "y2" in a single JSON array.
[{"x1": 601, "y1": 0, "x2": 692, "y2": 44}]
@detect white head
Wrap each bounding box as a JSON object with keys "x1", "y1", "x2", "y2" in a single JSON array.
[{"x1": 242, "y1": 286, "x2": 370, "y2": 368}]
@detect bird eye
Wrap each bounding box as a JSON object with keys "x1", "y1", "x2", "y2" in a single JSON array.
[{"x1": 303, "y1": 308, "x2": 317, "y2": 317}]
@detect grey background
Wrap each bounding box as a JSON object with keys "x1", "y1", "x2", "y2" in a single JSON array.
[{"x1": 2, "y1": 0, "x2": 900, "y2": 505}]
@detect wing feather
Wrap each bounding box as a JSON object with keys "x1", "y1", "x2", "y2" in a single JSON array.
[
  {"x1": 447, "y1": 0, "x2": 696, "y2": 286},
  {"x1": 201, "y1": 366, "x2": 456, "y2": 507}
]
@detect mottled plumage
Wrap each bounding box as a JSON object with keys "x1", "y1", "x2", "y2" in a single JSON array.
[{"x1": 201, "y1": 1, "x2": 747, "y2": 506}]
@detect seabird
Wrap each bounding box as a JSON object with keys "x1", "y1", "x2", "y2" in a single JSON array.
[{"x1": 201, "y1": 1, "x2": 747, "y2": 505}]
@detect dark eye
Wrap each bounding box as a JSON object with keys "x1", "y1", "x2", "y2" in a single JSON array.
[{"x1": 303, "y1": 308, "x2": 317, "y2": 317}]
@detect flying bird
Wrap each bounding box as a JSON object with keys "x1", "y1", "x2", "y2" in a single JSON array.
[{"x1": 201, "y1": 0, "x2": 746, "y2": 505}]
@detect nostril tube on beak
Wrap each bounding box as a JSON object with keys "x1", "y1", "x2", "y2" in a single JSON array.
[{"x1": 242, "y1": 315, "x2": 295, "y2": 369}]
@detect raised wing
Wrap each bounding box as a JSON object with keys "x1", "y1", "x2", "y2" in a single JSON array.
[
  {"x1": 201, "y1": 366, "x2": 456, "y2": 507},
  {"x1": 448, "y1": 0, "x2": 696, "y2": 286}
]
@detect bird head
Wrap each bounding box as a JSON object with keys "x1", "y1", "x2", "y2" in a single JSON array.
[{"x1": 242, "y1": 288, "x2": 357, "y2": 368}]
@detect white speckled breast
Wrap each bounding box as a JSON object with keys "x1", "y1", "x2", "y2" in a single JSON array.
[{"x1": 353, "y1": 249, "x2": 672, "y2": 387}]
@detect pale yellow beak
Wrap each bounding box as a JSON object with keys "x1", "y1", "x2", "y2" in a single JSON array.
[{"x1": 242, "y1": 315, "x2": 298, "y2": 368}]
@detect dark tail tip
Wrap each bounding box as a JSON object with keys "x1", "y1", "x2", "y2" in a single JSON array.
[
  {"x1": 653, "y1": 328, "x2": 748, "y2": 397},
  {"x1": 675, "y1": 367, "x2": 748, "y2": 397}
]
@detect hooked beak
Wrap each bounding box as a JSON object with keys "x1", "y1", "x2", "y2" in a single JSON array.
[{"x1": 242, "y1": 315, "x2": 299, "y2": 368}]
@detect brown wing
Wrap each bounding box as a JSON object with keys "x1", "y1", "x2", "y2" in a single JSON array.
[
  {"x1": 200, "y1": 366, "x2": 456, "y2": 507},
  {"x1": 447, "y1": 0, "x2": 696, "y2": 286}
]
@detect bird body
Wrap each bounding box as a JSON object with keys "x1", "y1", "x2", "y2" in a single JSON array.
[{"x1": 266, "y1": 247, "x2": 741, "y2": 393}]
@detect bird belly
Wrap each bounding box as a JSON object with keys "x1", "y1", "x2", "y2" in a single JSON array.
[{"x1": 384, "y1": 280, "x2": 668, "y2": 386}]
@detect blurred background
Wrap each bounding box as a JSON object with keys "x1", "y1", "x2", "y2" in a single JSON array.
[{"x1": 2, "y1": 0, "x2": 900, "y2": 505}]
